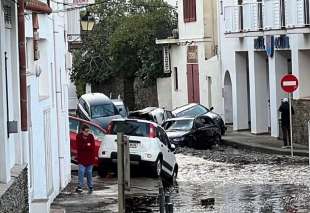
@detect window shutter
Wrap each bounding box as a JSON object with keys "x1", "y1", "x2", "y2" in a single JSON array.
[{"x1": 183, "y1": 0, "x2": 196, "y2": 23}]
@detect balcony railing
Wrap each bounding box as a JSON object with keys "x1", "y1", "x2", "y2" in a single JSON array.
[{"x1": 224, "y1": 0, "x2": 310, "y2": 35}]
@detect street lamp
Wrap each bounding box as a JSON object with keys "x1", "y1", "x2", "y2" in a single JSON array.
[{"x1": 80, "y1": 11, "x2": 95, "y2": 32}]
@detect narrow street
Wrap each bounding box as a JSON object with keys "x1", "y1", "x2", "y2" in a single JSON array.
[{"x1": 52, "y1": 146, "x2": 310, "y2": 213}]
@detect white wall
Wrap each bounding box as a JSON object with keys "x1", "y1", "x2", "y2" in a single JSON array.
[{"x1": 157, "y1": 77, "x2": 172, "y2": 110}]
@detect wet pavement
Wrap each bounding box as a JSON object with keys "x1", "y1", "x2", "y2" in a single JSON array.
[
  {"x1": 168, "y1": 146, "x2": 310, "y2": 212},
  {"x1": 52, "y1": 146, "x2": 310, "y2": 212}
]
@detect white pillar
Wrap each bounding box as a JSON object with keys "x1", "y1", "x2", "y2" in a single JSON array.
[
  {"x1": 235, "y1": 52, "x2": 250, "y2": 130},
  {"x1": 268, "y1": 51, "x2": 288, "y2": 137},
  {"x1": 295, "y1": 50, "x2": 310, "y2": 99},
  {"x1": 86, "y1": 83, "x2": 92, "y2": 94},
  {"x1": 248, "y1": 51, "x2": 269, "y2": 134},
  {"x1": 0, "y1": 0, "x2": 10, "y2": 183}
]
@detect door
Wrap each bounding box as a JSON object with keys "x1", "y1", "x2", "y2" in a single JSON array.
[
  {"x1": 157, "y1": 127, "x2": 173, "y2": 175},
  {"x1": 187, "y1": 64, "x2": 200, "y2": 103}
]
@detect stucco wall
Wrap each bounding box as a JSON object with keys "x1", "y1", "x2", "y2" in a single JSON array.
[
  {"x1": 157, "y1": 77, "x2": 172, "y2": 110},
  {"x1": 292, "y1": 99, "x2": 310, "y2": 145}
]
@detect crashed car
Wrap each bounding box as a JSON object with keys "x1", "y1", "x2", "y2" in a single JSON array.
[
  {"x1": 172, "y1": 103, "x2": 226, "y2": 135},
  {"x1": 162, "y1": 115, "x2": 221, "y2": 149},
  {"x1": 128, "y1": 107, "x2": 174, "y2": 125}
]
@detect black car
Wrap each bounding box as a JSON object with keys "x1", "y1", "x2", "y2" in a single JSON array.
[
  {"x1": 162, "y1": 115, "x2": 222, "y2": 149},
  {"x1": 76, "y1": 93, "x2": 122, "y2": 129},
  {"x1": 172, "y1": 103, "x2": 226, "y2": 135}
]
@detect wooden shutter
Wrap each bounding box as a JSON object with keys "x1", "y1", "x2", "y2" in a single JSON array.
[
  {"x1": 187, "y1": 65, "x2": 194, "y2": 103},
  {"x1": 192, "y1": 64, "x2": 200, "y2": 103},
  {"x1": 184, "y1": 0, "x2": 196, "y2": 23}
]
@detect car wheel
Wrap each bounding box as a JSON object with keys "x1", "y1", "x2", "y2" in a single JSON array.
[
  {"x1": 168, "y1": 165, "x2": 178, "y2": 185},
  {"x1": 151, "y1": 157, "x2": 162, "y2": 178},
  {"x1": 215, "y1": 134, "x2": 221, "y2": 146},
  {"x1": 98, "y1": 164, "x2": 108, "y2": 178}
]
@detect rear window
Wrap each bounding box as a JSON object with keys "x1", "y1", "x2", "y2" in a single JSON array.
[
  {"x1": 90, "y1": 104, "x2": 119, "y2": 119},
  {"x1": 111, "y1": 121, "x2": 149, "y2": 137}
]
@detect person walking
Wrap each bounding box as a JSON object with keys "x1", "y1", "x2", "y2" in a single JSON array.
[
  {"x1": 76, "y1": 124, "x2": 96, "y2": 194},
  {"x1": 279, "y1": 98, "x2": 294, "y2": 148}
]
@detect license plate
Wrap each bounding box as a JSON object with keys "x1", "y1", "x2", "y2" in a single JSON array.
[{"x1": 129, "y1": 143, "x2": 138, "y2": 148}]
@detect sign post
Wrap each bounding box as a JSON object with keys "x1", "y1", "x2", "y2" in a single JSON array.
[{"x1": 281, "y1": 74, "x2": 299, "y2": 157}]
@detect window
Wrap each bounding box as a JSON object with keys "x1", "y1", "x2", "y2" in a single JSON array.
[
  {"x1": 90, "y1": 104, "x2": 119, "y2": 118},
  {"x1": 157, "y1": 127, "x2": 169, "y2": 145},
  {"x1": 183, "y1": 0, "x2": 196, "y2": 23},
  {"x1": 111, "y1": 121, "x2": 148, "y2": 137},
  {"x1": 280, "y1": 0, "x2": 286, "y2": 27},
  {"x1": 69, "y1": 118, "x2": 79, "y2": 133},
  {"x1": 238, "y1": 0, "x2": 243, "y2": 31},
  {"x1": 3, "y1": 5, "x2": 12, "y2": 29},
  {"x1": 174, "y1": 67, "x2": 178, "y2": 91}
]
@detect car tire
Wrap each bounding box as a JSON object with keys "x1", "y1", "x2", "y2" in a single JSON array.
[
  {"x1": 98, "y1": 164, "x2": 108, "y2": 178},
  {"x1": 168, "y1": 165, "x2": 178, "y2": 185},
  {"x1": 215, "y1": 134, "x2": 222, "y2": 146},
  {"x1": 151, "y1": 157, "x2": 162, "y2": 178}
]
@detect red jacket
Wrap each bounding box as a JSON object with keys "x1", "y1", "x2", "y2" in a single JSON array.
[{"x1": 76, "y1": 133, "x2": 96, "y2": 166}]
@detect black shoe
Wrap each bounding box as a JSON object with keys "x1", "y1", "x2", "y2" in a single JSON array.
[
  {"x1": 75, "y1": 187, "x2": 83, "y2": 193},
  {"x1": 88, "y1": 187, "x2": 93, "y2": 194}
]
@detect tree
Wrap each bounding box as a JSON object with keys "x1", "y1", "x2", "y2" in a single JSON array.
[{"x1": 71, "y1": 0, "x2": 177, "y2": 91}]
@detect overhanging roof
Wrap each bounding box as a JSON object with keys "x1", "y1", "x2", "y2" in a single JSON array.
[{"x1": 25, "y1": 0, "x2": 52, "y2": 14}]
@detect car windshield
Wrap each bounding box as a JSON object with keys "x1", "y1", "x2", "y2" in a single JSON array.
[
  {"x1": 163, "y1": 120, "x2": 193, "y2": 131},
  {"x1": 91, "y1": 104, "x2": 118, "y2": 119},
  {"x1": 176, "y1": 105, "x2": 208, "y2": 117},
  {"x1": 111, "y1": 121, "x2": 149, "y2": 137}
]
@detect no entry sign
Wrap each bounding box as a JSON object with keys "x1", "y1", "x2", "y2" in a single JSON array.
[{"x1": 281, "y1": 74, "x2": 299, "y2": 93}]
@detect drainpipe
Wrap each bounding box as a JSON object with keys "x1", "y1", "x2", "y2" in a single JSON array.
[
  {"x1": 53, "y1": 15, "x2": 65, "y2": 189},
  {"x1": 18, "y1": 0, "x2": 27, "y2": 132}
]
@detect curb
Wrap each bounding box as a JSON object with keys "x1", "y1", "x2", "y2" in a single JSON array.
[{"x1": 222, "y1": 139, "x2": 309, "y2": 157}]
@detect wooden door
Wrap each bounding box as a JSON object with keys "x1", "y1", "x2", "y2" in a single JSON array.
[{"x1": 187, "y1": 64, "x2": 200, "y2": 103}]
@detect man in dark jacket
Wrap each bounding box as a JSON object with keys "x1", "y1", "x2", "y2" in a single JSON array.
[
  {"x1": 76, "y1": 124, "x2": 96, "y2": 194},
  {"x1": 279, "y1": 98, "x2": 294, "y2": 148}
]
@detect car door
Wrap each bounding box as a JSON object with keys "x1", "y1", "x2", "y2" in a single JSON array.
[
  {"x1": 69, "y1": 117, "x2": 80, "y2": 162},
  {"x1": 157, "y1": 127, "x2": 173, "y2": 175},
  {"x1": 193, "y1": 117, "x2": 206, "y2": 143},
  {"x1": 88, "y1": 123, "x2": 106, "y2": 166}
]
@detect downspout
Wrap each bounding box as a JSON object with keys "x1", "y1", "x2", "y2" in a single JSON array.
[
  {"x1": 18, "y1": 0, "x2": 27, "y2": 132},
  {"x1": 53, "y1": 15, "x2": 65, "y2": 189}
]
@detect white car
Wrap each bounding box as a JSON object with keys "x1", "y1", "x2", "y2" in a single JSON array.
[{"x1": 98, "y1": 119, "x2": 178, "y2": 180}]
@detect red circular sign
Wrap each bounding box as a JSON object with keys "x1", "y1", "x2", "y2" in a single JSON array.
[{"x1": 281, "y1": 74, "x2": 299, "y2": 93}]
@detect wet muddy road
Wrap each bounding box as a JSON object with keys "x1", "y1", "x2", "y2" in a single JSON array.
[
  {"x1": 52, "y1": 146, "x2": 310, "y2": 212},
  {"x1": 169, "y1": 146, "x2": 310, "y2": 212}
]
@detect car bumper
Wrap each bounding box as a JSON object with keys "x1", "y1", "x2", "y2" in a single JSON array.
[{"x1": 99, "y1": 152, "x2": 156, "y2": 166}]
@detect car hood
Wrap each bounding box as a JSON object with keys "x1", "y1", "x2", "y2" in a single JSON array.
[
  {"x1": 166, "y1": 130, "x2": 190, "y2": 139},
  {"x1": 205, "y1": 111, "x2": 221, "y2": 119},
  {"x1": 92, "y1": 115, "x2": 122, "y2": 129}
]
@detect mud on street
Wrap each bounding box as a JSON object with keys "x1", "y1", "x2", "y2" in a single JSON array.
[{"x1": 52, "y1": 146, "x2": 310, "y2": 213}]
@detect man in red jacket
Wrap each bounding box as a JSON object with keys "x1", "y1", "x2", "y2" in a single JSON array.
[{"x1": 75, "y1": 124, "x2": 96, "y2": 194}]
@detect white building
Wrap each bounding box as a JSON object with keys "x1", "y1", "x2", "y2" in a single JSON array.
[
  {"x1": 0, "y1": 0, "x2": 75, "y2": 212},
  {"x1": 156, "y1": 0, "x2": 223, "y2": 114},
  {"x1": 219, "y1": 0, "x2": 310, "y2": 142}
]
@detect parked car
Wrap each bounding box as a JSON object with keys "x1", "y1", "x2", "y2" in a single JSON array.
[
  {"x1": 76, "y1": 93, "x2": 122, "y2": 129},
  {"x1": 162, "y1": 115, "x2": 222, "y2": 149},
  {"x1": 98, "y1": 119, "x2": 178, "y2": 180},
  {"x1": 128, "y1": 107, "x2": 174, "y2": 125},
  {"x1": 69, "y1": 116, "x2": 106, "y2": 167},
  {"x1": 111, "y1": 99, "x2": 129, "y2": 118},
  {"x1": 172, "y1": 103, "x2": 226, "y2": 135}
]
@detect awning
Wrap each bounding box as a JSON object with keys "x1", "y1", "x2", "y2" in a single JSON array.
[{"x1": 25, "y1": 0, "x2": 52, "y2": 14}]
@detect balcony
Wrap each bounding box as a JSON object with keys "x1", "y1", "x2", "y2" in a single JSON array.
[{"x1": 224, "y1": 0, "x2": 310, "y2": 38}]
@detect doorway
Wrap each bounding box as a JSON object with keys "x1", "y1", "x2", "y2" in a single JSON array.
[
  {"x1": 187, "y1": 64, "x2": 200, "y2": 103},
  {"x1": 224, "y1": 71, "x2": 233, "y2": 124}
]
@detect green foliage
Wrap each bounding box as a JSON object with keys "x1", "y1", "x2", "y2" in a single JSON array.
[{"x1": 71, "y1": 0, "x2": 176, "y2": 85}]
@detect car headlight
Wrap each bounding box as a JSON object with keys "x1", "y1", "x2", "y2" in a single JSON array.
[{"x1": 173, "y1": 137, "x2": 185, "y2": 142}]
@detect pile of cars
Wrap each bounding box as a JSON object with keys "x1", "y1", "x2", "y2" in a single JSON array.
[{"x1": 69, "y1": 92, "x2": 225, "y2": 180}]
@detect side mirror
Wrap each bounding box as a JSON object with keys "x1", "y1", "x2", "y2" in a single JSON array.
[
  {"x1": 170, "y1": 144, "x2": 176, "y2": 152},
  {"x1": 210, "y1": 107, "x2": 214, "y2": 111}
]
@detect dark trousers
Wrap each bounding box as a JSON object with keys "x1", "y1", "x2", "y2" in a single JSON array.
[{"x1": 282, "y1": 126, "x2": 291, "y2": 146}]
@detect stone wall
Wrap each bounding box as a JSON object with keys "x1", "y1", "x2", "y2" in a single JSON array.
[
  {"x1": 93, "y1": 77, "x2": 158, "y2": 110},
  {"x1": 292, "y1": 99, "x2": 310, "y2": 145},
  {"x1": 0, "y1": 166, "x2": 29, "y2": 213}
]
